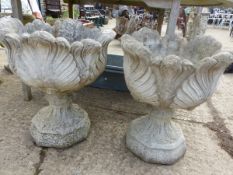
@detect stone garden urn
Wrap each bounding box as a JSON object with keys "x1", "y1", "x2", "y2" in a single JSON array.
[
  {"x1": 1, "y1": 18, "x2": 115, "y2": 148},
  {"x1": 121, "y1": 27, "x2": 233, "y2": 164},
  {"x1": 0, "y1": 17, "x2": 25, "y2": 72}
]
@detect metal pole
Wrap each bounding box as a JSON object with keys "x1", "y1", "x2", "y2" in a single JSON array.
[
  {"x1": 166, "y1": 0, "x2": 180, "y2": 39},
  {"x1": 11, "y1": 0, "x2": 23, "y2": 20}
]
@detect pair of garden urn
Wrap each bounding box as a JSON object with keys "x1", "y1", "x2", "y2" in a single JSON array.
[{"x1": 0, "y1": 17, "x2": 232, "y2": 165}]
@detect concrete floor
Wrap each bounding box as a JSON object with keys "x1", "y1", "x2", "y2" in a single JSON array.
[{"x1": 0, "y1": 21, "x2": 233, "y2": 175}]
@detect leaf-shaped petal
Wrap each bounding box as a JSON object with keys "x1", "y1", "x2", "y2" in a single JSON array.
[
  {"x1": 97, "y1": 30, "x2": 116, "y2": 61},
  {"x1": 25, "y1": 19, "x2": 53, "y2": 34},
  {"x1": 182, "y1": 36, "x2": 222, "y2": 64},
  {"x1": 121, "y1": 34, "x2": 159, "y2": 106},
  {"x1": 11, "y1": 31, "x2": 81, "y2": 92},
  {"x1": 171, "y1": 52, "x2": 233, "y2": 110},
  {"x1": 0, "y1": 17, "x2": 24, "y2": 39},
  {"x1": 70, "y1": 30, "x2": 115, "y2": 87},
  {"x1": 54, "y1": 19, "x2": 103, "y2": 43},
  {"x1": 71, "y1": 39, "x2": 103, "y2": 86},
  {"x1": 0, "y1": 17, "x2": 25, "y2": 73},
  {"x1": 2, "y1": 33, "x2": 22, "y2": 73},
  {"x1": 156, "y1": 55, "x2": 194, "y2": 107}
]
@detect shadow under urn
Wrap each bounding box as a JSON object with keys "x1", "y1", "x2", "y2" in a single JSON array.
[
  {"x1": 1, "y1": 18, "x2": 115, "y2": 148},
  {"x1": 121, "y1": 27, "x2": 233, "y2": 164}
]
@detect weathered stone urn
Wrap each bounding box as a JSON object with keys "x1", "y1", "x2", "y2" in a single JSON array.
[
  {"x1": 0, "y1": 17, "x2": 115, "y2": 148},
  {"x1": 121, "y1": 27, "x2": 233, "y2": 164},
  {"x1": 0, "y1": 17, "x2": 24, "y2": 72}
]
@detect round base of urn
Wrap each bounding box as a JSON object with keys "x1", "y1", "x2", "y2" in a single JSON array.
[
  {"x1": 126, "y1": 109, "x2": 186, "y2": 165},
  {"x1": 30, "y1": 94, "x2": 90, "y2": 148}
]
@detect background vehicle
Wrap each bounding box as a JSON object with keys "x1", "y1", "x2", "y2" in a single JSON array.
[{"x1": 80, "y1": 5, "x2": 107, "y2": 26}]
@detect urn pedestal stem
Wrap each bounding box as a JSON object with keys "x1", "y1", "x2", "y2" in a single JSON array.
[
  {"x1": 30, "y1": 93, "x2": 90, "y2": 148},
  {"x1": 126, "y1": 108, "x2": 186, "y2": 165}
]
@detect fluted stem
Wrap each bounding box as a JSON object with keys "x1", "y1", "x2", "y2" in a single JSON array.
[
  {"x1": 126, "y1": 107, "x2": 186, "y2": 164},
  {"x1": 30, "y1": 92, "x2": 90, "y2": 148}
]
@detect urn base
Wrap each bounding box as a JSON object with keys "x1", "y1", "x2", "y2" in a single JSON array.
[
  {"x1": 30, "y1": 101, "x2": 90, "y2": 148},
  {"x1": 126, "y1": 109, "x2": 186, "y2": 165}
]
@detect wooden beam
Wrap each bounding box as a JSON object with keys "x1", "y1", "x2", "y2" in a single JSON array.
[
  {"x1": 11, "y1": 0, "x2": 23, "y2": 20},
  {"x1": 166, "y1": 0, "x2": 180, "y2": 39},
  {"x1": 143, "y1": 0, "x2": 172, "y2": 9},
  {"x1": 68, "y1": 0, "x2": 73, "y2": 18},
  {"x1": 64, "y1": 0, "x2": 147, "y2": 7},
  {"x1": 64, "y1": 0, "x2": 233, "y2": 7}
]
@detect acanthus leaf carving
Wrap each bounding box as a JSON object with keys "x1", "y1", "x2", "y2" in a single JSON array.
[
  {"x1": 9, "y1": 31, "x2": 81, "y2": 92},
  {"x1": 157, "y1": 55, "x2": 195, "y2": 107},
  {"x1": 121, "y1": 34, "x2": 159, "y2": 106},
  {"x1": 121, "y1": 27, "x2": 233, "y2": 164},
  {"x1": 0, "y1": 17, "x2": 115, "y2": 148},
  {"x1": 2, "y1": 33, "x2": 22, "y2": 73},
  {"x1": 25, "y1": 19, "x2": 53, "y2": 34},
  {"x1": 0, "y1": 17, "x2": 25, "y2": 73},
  {"x1": 171, "y1": 52, "x2": 233, "y2": 110}
]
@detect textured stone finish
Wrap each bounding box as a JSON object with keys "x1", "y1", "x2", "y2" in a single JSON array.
[
  {"x1": 121, "y1": 27, "x2": 233, "y2": 164},
  {"x1": 0, "y1": 17, "x2": 25, "y2": 73},
  {"x1": 126, "y1": 108, "x2": 186, "y2": 164},
  {"x1": 30, "y1": 93, "x2": 90, "y2": 148},
  {"x1": 0, "y1": 17, "x2": 115, "y2": 148}
]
